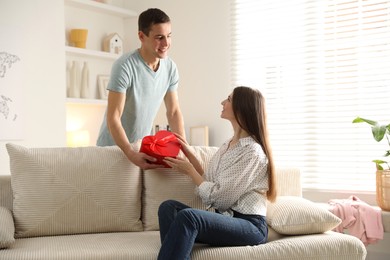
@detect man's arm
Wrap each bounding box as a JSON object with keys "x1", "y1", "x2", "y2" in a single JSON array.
[
  {"x1": 106, "y1": 91, "x2": 160, "y2": 169},
  {"x1": 164, "y1": 90, "x2": 186, "y2": 139}
]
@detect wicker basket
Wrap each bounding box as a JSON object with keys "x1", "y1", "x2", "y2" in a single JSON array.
[{"x1": 376, "y1": 170, "x2": 390, "y2": 211}]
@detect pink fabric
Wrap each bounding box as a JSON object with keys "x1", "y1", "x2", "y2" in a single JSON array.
[{"x1": 328, "y1": 195, "x2": 384, "y2": 245}]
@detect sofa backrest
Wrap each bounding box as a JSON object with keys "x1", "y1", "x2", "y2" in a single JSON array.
[
  {"x1": 4, "y1": 143, "x2": 144, "y2": 238},
  {"x1": 274, "y1": 167, "x2": 302, "y2": 197},
  {"x1": 0, "y1": 144, "x2": 302, "y2": 234},
  {"x1": 141, "y1": 146, "x2": 302, "y2": 231},
  {"x1": 142, "y1": 146, "x2": 219, "y2": 230}
]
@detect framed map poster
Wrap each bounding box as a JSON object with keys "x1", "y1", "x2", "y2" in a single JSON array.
[{"x1": 0, "y1": 51, "x2": 24, "y2": 140}]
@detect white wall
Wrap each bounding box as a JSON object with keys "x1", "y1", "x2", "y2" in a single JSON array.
[
  {"x1": 0, "y1": 0, "x2": 66, "y2": 175},
  {"x1": 124, "y1": 0, "x2": 233, "y2": 145},
  {"x1": 0, "y1": 0, "x2": 232, "y2": 175},
  {"x1": 0, "y1": 1, "x2": 388, "y2": 259}
]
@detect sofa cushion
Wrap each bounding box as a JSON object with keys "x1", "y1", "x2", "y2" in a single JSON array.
[
  {"x1": 0, "y1": 231, "x2": 366, "y2": 260},
  {"x1": 142, "y1": 146, "x2": 219, "y2": 231},
  {"x1": 0, "y1": 206, "x2": 15, "y2": 249},
  {"x1": 266, "y1": 196, "x2": 341, "y2": 235},
  {"x1": 6, "y1": 143, "x2": 143, "y2": 238}
]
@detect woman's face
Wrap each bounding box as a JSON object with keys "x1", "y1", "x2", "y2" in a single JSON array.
[{"x1": 220, "y1": 92, "x2": 235, "y2": 121}]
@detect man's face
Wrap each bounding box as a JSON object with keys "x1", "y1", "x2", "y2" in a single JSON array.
[{"x1": 140, "y1": 22, "x2": 172, "y2": 59}]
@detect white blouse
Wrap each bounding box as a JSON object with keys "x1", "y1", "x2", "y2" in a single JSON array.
[{"x1": 197, "y1": 136, "x2": 269, "y2": 216}]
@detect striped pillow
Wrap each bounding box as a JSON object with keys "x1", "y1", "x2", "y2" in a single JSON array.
[
  {"x1": 266, "y1": 196, "x2": 341, "y2": 235},
  {"x1": 6, "y1": 143, "x2": 143, "y2": 238}
]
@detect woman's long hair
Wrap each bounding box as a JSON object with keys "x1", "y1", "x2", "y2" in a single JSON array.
[{"x1": 232, "y1": 86, "x2": 277, "y2": 202}]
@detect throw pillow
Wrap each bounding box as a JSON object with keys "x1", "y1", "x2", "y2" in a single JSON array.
[
  {"x1": 0, "y1": 206, "x2": 15, "y2": 249},
  {"x1": 266, "y1": 196, "x2": 341, "y2": 235},
  {"x1": 7, "y1": 143, "x2": 143, "y2": 238}
]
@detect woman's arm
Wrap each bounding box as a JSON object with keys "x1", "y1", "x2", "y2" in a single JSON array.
[
  {"x1": 198, "y1": 147, "x2": 268, "y2": 212},
  {"x1": 163, "y1": 157, "x2": 204, "y2": 186},
  {"x1": 175, "y1": 134, "x2": 204, "y2": 176}
]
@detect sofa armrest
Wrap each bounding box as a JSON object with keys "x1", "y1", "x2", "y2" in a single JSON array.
[
  {"x1": 317, "y1": 202, "x2": 390, "y2": 233},
  {"x1": 0, "y1": 206, "x2": 15, "y2": 249},
  {"x1": 0, "y1": 175, "x2": 13, "y2": 210}
]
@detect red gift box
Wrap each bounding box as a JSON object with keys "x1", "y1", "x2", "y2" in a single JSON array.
[{"x1": 140, "y1": 130, "x2": 181, "y2": 167}]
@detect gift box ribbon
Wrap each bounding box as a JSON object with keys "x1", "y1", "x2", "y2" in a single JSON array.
[
  {"x1": 140, "y1": 130, "x2": 181, "y2": 167},
  {"x1": 142, "y1": 134, "x2": 178, "y2": 156}
]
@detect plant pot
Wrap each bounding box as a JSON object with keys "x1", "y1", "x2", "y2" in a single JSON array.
[{"x1": 376, "y1": 169, "x2": 390, "y2": 211}]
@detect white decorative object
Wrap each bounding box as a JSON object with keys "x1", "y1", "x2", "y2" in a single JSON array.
[
  {"x1": 103, "y1": 33, "x2": 123, "y2": 55},
  {"x1": 97, "y1": 75, "x2": 110, "y2": 99},
  {"x1": 80, "y1": 61, "x2": 90, "y2": 99},
  {"x1": 69, "y1": 61, "x2": 81, "y2": 98},
  {"x1": 154, "y1": 125, "x2": 170, "y2": 134},
  {"x1": 66, "y1": 61, "x2": 71, "y2": 97}
]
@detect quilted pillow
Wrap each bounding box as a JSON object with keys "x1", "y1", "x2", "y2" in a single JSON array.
[
  {"x1": 142, "y1": 146, "x2": 218, "y2": 231},
  {"x1": 267, "y1": 196, "x2": 341, "y2": 235},
  {"x1": 6, "y1": 143, "x2": 143, "y2": 238},
  {"x1": 0, "y1": 207, "x2": 15, "y2": 249}
]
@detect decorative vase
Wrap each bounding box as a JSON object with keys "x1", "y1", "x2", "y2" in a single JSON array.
[
  {"x1": 70, "y1": 29, "x2": 88, "y2": 48},
  {"x1": 376, "y1": 169, "x2": 390, "y2": 211},
  {"x1": 69, "y1": 61, "x2": 81, "y2": 98},
  {"x1": 80, "y1": 61, "x2": 90, "y2": 99},
  {"x1": 66, "y1": 61, "x2": 71, "y2": 97}
]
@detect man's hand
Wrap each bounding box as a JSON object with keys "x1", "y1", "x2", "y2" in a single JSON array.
[{"x1": 126, "y1": 150, "x2": 163, "y2": 170}]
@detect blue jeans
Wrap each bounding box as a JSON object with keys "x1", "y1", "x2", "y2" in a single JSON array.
[{"x1": 157, "y1": 200, "x2": 268, "y2": 260}]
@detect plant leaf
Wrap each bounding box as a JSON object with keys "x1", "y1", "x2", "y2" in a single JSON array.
[
  {"x1": 372, "y1": 125, "x2": 386, "y2": 142},
  {"x1": 373, "y1": 160, "x2": 387, "y2": 170},
  {"x1": 352, "y1": 117, "x2": 377, "y2": 126}
]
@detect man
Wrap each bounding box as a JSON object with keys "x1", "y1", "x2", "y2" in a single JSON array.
[{"x1": 97, "y1": 8, "x2": 185, "y2": 169}]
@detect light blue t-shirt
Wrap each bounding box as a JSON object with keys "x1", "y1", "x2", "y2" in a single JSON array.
[{"x1": 96, "y1": 50, "x2": 179, "y2": 146}]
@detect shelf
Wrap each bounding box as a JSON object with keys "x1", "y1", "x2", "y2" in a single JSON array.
[
  {"x1": 65, "y1": 46, "x2": 119, "y2": 60},
  {"x1": 64, "y1": 0, "x2": 137, "y2": 18},
  {"x1": 66, "y1": 98, "x2": 107, "y2": 105}
]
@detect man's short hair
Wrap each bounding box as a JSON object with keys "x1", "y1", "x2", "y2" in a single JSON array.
[{"x1": 138, "y1": 8, "x2": 171, "y2": 36}]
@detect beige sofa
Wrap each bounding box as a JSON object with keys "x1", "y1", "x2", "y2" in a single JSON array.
[{"x1": 0, "y1": 143, "x2": 367, "y2": 260}]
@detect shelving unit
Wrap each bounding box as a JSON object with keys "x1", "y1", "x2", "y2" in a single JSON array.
[
  {"x1": 64, "y1": 0, "x2": 137, "y2": 102},
  {"x1": 66, "y1": 97, "x2": 107, "y2": 105},
  {"x1": 65, "y1": 0, "x2": 137, "y2": 18},
  {"x1": 64, "y1": 0, "x2": 137, "y2": 145},
  {"x1": 65, "y1": 46, "x2": 119, "y2": 60}
]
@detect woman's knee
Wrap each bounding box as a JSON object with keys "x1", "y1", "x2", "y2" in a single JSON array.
[
  {"x1": 175, "y1": 208, "x2": 199, "y2": 226},
  {"x1": 158, "y1": 200, "x2": 177, "y2": 216}
]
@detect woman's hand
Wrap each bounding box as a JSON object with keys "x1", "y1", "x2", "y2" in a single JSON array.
[
  {"x1": 163, "y1": 156, "x2": 204, "y2": 186},
  {"x1": 173, "y1": 133, "x2": 205, "y2": 175},
  {"x1": 163, "y1": 157, "x2": 194, "y2": 175},
  {"x1": 174, "y1": 133, "x2": 193, "y2": 158}
]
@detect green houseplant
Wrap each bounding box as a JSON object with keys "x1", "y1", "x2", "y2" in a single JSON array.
[
  {"x1": 353, "y1": 117, "x2": 390, "y2": 211},
  {"x1": 352, "y1": 117, "x2": 390, "y2": 170}
]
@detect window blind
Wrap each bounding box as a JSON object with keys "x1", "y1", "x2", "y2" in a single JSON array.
[{"x1": 231, "y1": 0, "x2": 390, "y2": 192}]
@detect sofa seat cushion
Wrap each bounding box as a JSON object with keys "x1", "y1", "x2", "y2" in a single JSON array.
[
  {"x1": 6, "y1": 144, "x2": 143, "y2": 238},
  {"x1": 0, "y1": 231, "x2": 366, "y2": 260}
]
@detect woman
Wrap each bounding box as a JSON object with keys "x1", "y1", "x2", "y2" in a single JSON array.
[{"x1": 158, "y1": 86, "x2": 277, "y2": 260}]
